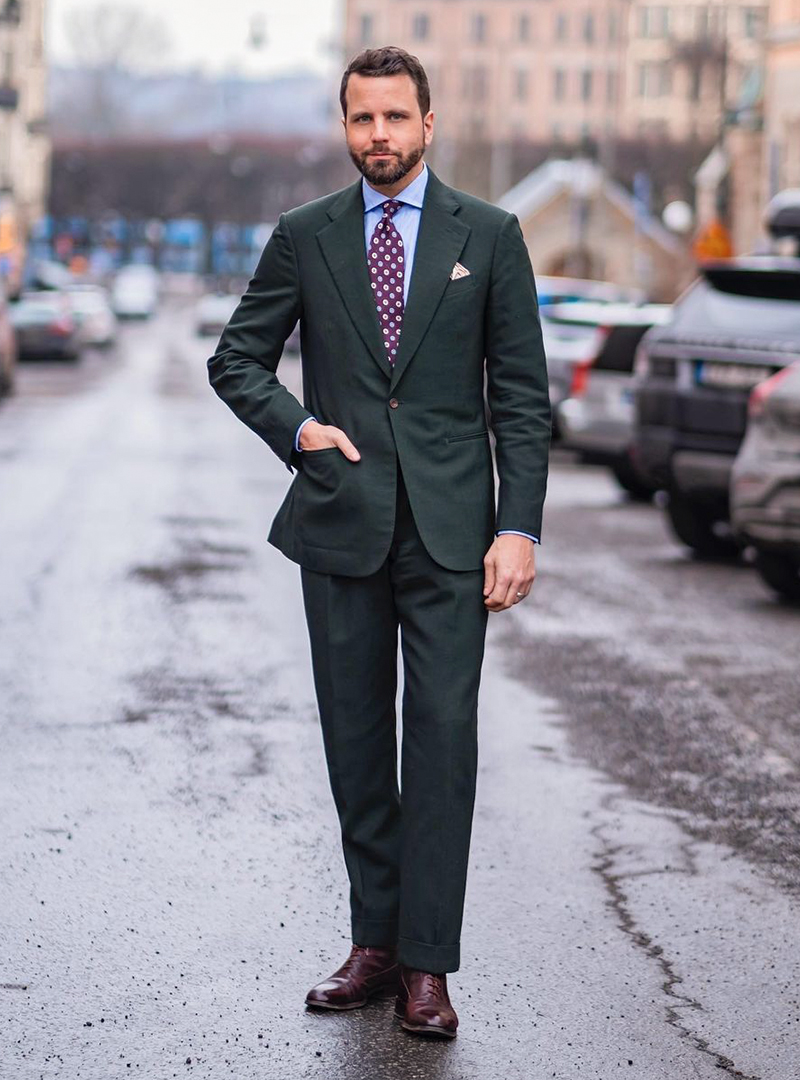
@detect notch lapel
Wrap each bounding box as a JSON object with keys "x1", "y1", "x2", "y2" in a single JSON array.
[
  {"x1": 389, "y1": 172, "x2": 470, "y2": 391},
  {"x1": 317, "y1": 181, "x2": 390, "y2": 379}
]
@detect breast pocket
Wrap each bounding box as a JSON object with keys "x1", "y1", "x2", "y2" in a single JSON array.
[{"x1": 440, "y1": 275, "x2": 479, "y2": 302}]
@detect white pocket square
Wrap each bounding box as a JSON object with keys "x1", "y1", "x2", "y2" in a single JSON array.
[{"x1": 450, "y1": 262, "x2": 471, "y2": 281}]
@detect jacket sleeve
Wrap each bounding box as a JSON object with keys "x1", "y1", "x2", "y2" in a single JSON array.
[
  {"x1": 207, "y1": 213, "x2": 313, "y2": 470},
  {"x1": 485, "y1": 212, "x2": 552, "y2": 540}
]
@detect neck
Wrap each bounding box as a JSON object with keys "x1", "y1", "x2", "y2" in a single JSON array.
[{"x1": 366, "y1": 159, "x2": 425, "y2": 199}]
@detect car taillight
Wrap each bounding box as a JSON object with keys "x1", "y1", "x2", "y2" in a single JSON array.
[
  {"x1": 50, "y1": 317, "x2": 73, "y2": 336},
  {"x1": 569, "y1": 359, "x2": 593, "y2": 397},
  {"x1": 569, "y1": 325, "x2": 610, "y2": 397},
  {"x1": 748, "y1": 365, "x2": 795, "y2": 420}
]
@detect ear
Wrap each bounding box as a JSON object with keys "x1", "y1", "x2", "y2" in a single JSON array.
[{"x1": 423, "y1": 111, "x2": 434, "y2": 146}]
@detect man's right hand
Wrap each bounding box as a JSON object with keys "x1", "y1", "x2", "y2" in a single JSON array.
[{"x1": 299, "y1": 420, "x2": 361, "y2": 462}]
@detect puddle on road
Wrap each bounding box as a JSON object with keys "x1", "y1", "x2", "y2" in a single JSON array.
[{"x1": 128, "y1": 537, "x2": 252, "y2": 599}]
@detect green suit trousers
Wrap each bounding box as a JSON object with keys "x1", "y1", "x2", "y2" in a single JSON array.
[{"x1": 300, "y1": 460, "x2": 488, "y2": 974}]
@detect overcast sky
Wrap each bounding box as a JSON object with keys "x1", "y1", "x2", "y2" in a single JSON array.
[{"x1": 46, "y1": 0, "x2": 343, "y2": 77}]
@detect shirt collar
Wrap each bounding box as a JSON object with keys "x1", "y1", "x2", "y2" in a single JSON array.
[{"x1": 362, "y1": 162, "x2": 429, "y2": 214}]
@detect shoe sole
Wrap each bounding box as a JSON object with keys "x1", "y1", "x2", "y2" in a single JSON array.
[
  {"x1": 305, "y1": 984, "x2": 399, "y2": 1011},
  {"x1": 399, "y1": 1019, "x2": 457, "y2": 1038}
]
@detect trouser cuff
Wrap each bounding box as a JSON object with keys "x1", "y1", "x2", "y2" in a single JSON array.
[
  {"x1": 397, "y1": 936, "x2": 460, "y2": 973},
  {"x1": 351, "y1": 915, "x2": 398, "y2": 948}
]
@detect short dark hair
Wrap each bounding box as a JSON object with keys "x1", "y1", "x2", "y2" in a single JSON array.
[{"x1": 339, "y1": 46, "x2": 431, "y2": 119}]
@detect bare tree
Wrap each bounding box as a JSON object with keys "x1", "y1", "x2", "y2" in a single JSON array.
[
  {"x1": 64, "y1": 3, "x2": 172, "y2": 73},
  {"x1": 61, "y1": 3, "x2": 172, "y2": 138}
]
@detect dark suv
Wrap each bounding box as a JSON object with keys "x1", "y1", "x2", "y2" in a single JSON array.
[{"x1": 631, "y1": 198, "x2": 800, "y2": 556}]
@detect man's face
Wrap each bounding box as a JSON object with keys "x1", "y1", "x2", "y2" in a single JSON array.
[{"x1": 343, "y1": 73, "x2": 433, "y2": 187}]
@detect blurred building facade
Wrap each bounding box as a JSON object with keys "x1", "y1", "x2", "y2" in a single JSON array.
[
  {"x1": 764, "y1": 0, "x2": 800, "y2": 194},
  {"x1": 0, "y1": 0, "x2": 50, "y2": 293},
  {"x1": 342, "y1": 1, "x2": 768, "y2": 151}
]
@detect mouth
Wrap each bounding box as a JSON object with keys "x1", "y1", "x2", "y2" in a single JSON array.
[{"x1": 368, "y1": 152, "x2": 395, "y2": 158}]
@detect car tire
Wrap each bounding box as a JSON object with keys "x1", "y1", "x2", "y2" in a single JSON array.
[
  {"x1": 611, "y1": 461, "x2": 657, "y2": 502},
  {"x1": 755, "y1": 550, "x2": 800, "y2": 601},
  {"x1": 665, "y1": 492, "x2": 739, "y2": 557}
]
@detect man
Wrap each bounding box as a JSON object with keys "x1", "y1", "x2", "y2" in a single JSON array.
[{"x1": 208, "y1": 46, "x2": 550, "y2": 1039}]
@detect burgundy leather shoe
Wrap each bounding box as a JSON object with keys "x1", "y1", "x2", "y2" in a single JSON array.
[
  {"x1": 305, "y1": 945, "x2": 399, "y2": 1010},
  {"x1": 395, "y1": 965, "x2": 458, "y2": 1037}
]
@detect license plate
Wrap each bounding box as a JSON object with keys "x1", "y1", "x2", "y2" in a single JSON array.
[{"x1": 695, "y1": 361, "x2": 773, "y2": 389}]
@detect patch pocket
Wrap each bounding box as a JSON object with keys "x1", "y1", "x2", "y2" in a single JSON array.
[{"x1": 447, "y1": 429, "x2": 489, "y2": 443}]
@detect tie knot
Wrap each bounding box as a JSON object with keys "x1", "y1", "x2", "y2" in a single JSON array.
[{"x1": 382, "y1": 199, "x2": 402, "y2": 218}]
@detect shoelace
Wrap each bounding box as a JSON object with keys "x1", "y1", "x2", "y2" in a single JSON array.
[
  {"x1": 337, "y1": 945, "x2": 364, "y2": 975},
  {"x1": 421, "y1": 972, "x2": 444, "y2": 997}
]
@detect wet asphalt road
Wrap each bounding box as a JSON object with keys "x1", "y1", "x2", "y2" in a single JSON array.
[{"x1": 1, "y1": 297, "x2": 799, "y2": 1080}]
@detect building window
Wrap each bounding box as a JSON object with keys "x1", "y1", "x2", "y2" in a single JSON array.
[
  {"x1": 412, "y1": 13, "x2": 429, "y2": 41},
  {"x1": 583, "y1": 13, "x2": 595, "y2": 44},
  {"x1": 581, "y1": 68, "x2": 593, "y2": 102},
  {"x1": 359, "y1": 13, "x2": 374, "y2": 46},
  {"x1": 638, "y1": 60, "x2": 672, "y2": 97},
  {"x1": 463, "y1": 65, "x2": 488, "y2": 101},
  {"x1": 555, "y1": 13, "x2": 568, "y2": 42},
  {"x1": 514, "y1": 69, "x2": 529, "y2": 101},
  {"x1": 607, "y1": 69, "x2": 618, "y2": 104},
  {"x1": 518, "y1": 13, "x2": 531, "y2": 42},
  {"x1": 639, "y1": 5, "x2": 671, "y2": 39},
  {"x1": 553, "y1": 68, "x2": 566, "y2": 102},
  {"x1": 743, "y1": 7, "x2": 763, "y2": 40},
  {"x1": 608, "y1": 10, "x2": 619, "y2": 43},
  {"x1": 471, "y1": 12, "x2": 487, "y2": 44}
]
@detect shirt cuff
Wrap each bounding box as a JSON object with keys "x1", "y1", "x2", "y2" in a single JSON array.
[
  {"x1": 295, "y1": 416, "x2": 317, "y2": 452},
  {"x1": 496, "y1": 530, "x2": 540, "y2": 544}
]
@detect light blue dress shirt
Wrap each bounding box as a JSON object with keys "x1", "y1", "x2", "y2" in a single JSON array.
[{"x1": 293, "y1": 163, "x2": 538, "y2": 544}]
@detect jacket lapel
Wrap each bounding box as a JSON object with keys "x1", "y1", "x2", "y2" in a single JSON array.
[
  {"x1": 389, "y1": 171, "x2": 470, "y2": 391},
  {"x1": 316, "y1": 180, "x2": 390, "y2": 379},
  {"x1": 315, "y1": 169, "x2": 471, "y2": 388}
]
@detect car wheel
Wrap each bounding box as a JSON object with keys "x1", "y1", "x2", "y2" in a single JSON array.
[
  {"x1": 755, "y1": 550, "x2": 800, "y2": 601},
  {"x1": 665, "y1": 491, "x2": 739, "y2": 557},
  {"x1": 611, "y1": 461, "x2": 657, "y2": 502}
]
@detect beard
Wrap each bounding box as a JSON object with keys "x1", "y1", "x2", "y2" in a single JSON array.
[{"x1": 349, "y1": 141, "x2": 425, "y2": 186}]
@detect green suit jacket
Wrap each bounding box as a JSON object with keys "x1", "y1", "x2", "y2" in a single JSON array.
[{"x1": 207, "y1": 168, "x2": 551, "y2": 577}]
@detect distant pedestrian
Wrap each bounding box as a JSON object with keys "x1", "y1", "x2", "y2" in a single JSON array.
[{"x1": 208, "y1": 45, "x2": 550, "y2": 1038}]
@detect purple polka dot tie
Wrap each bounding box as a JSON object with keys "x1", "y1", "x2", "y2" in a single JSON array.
[{"x1": 368, "y1": 199, "x2": 405, "y2": 366}]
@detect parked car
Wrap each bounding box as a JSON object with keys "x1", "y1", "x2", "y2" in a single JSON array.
[
  {"x1": 555, "y1": 302, "x2": 673, "y2": 497},
  {"x1": 731, "y1": 363, "x2": 800, "y2": 600},
  {"x1": 65, "y1": 284, "x2": 118, "y2": 347},
  {"x1": 632, "y1": 257, "x2": 800, "y2": 555},
  {"x1": 0, "y1": 283, "x2": 18, "y2": 395},
  {"x1": 111, "y1": 265, "x2": 159, "y2": 319},
  {"x1": 8, "y1": 291, "x2": 82, "y2": 362},
  {"x1": 195, "y1": 291, "x2": 241, "y2": 337},
  {"x1": 537, "y1": 277, "x2": 645, "y2": 429}
]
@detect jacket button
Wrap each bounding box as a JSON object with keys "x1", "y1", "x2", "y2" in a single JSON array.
[{"x1": 389, "y1": 398, "x2": 399, "y2": 409}]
